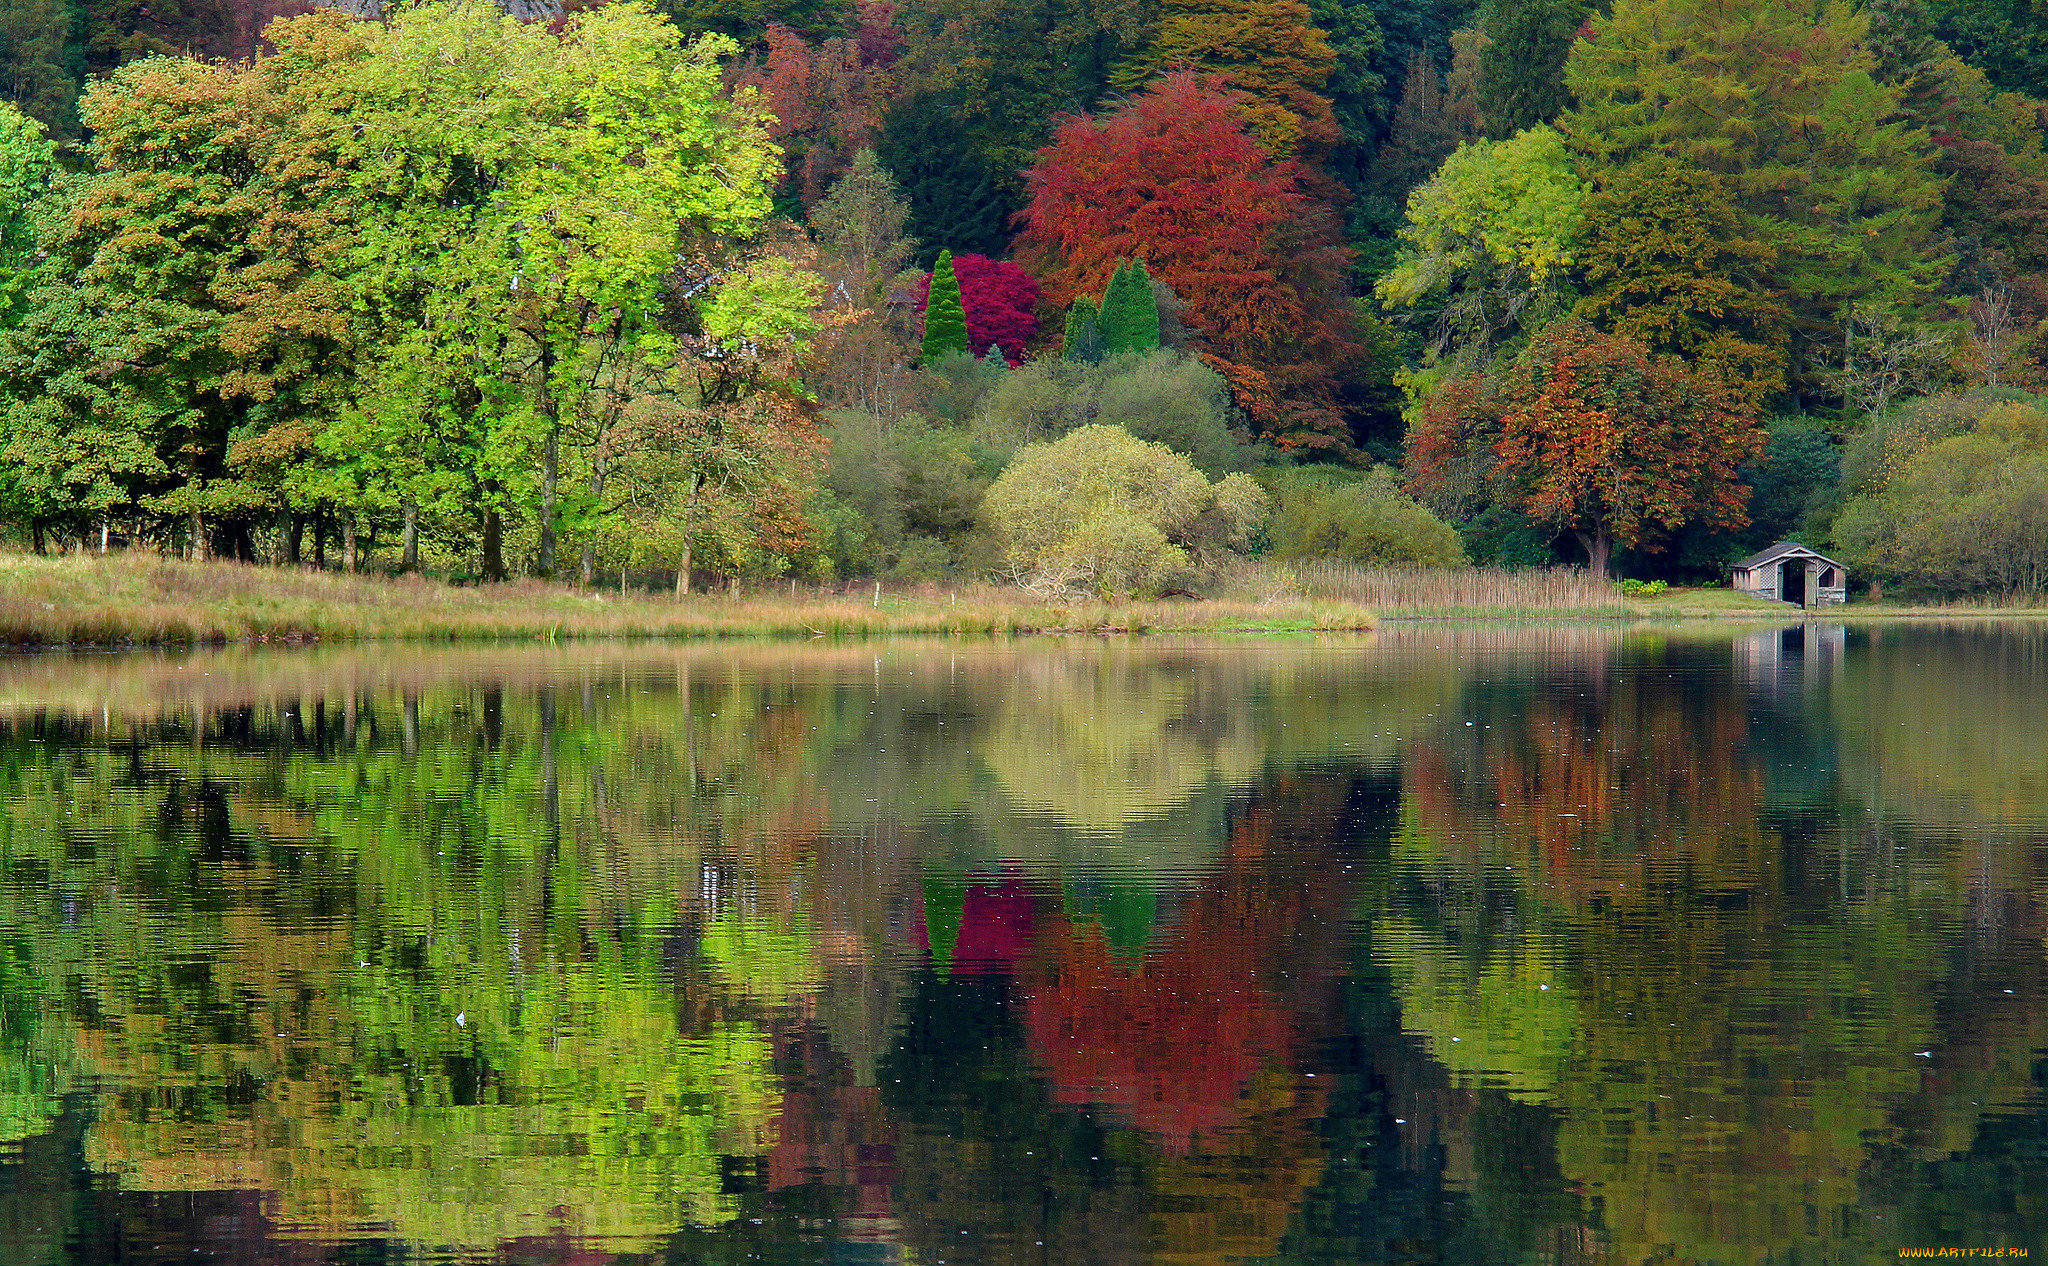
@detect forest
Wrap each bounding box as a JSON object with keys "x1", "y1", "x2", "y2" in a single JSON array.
[{"x1": 1, "y1": 0, "x2": 2047, "y2": 597}]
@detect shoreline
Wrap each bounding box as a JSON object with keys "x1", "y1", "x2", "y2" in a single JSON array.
[{"x1": 3, "y1": 554, "x2": 2044, "y2": 649}]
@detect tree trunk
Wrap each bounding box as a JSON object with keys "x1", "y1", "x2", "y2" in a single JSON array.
[
  {"x1": 30, "y1": 521, "x2": 44, "y2": 555},
  {"x1": 1574, "y1": 529, "x2": 1613, "y2": 581},
  {"x1": 579, "y1": 457, "x2": 607, "y2": 587},
  {"x1": 189, "y1": 508, "x2": 207, "y2": 562},
  {"x1": 313, "y1": 508, "x2": 327, "y2": 570},
  {"x1": 285, "y1": 512, "x2": 303, "y2": 566},
  {"x1": 401, "y1": 499, "x2": 419, "y2": 573},
  {"x1": 676, "y1": 470, "x2": 701, "y2": 597},
  {"x1": 537, "y1": 427, "x2": 559, "y2": 577},
  {"x1": 99, "y1": 521, "x2": 108, "y2": 555},
  {"x1": 481, "y1": 507, "x2": 505, "y2": 582},
  {"x1": 343, "y1": 515, "x2": 358, "y2": 574},
  {"x1": 536, "y1": 344, "x2": 559, "y2": 578}
]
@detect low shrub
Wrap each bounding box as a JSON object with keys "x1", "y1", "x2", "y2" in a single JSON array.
[{"x1": 1266, "y1": 467, "x2": 1468, "y2": 567}]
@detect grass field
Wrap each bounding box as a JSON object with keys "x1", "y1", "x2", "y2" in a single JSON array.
[
  {"x1": 3, "y1": 552, "x2": 2042, "y2": 647},
  {"x1": 0, "y1": 552, "x2": 1375, "y2": 645}
]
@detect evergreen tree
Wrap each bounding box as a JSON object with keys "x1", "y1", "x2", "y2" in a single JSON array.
[
  {"x1": 1478, "y1": 0, "x2": 1592, "y2": 136},
  {"x1": 1063, "y1": 296, "x2": 1102, "y2": 363},
  {"x1": 1310, "y1": 0, "x2": 1389, "y2": 190},
  {"x1": 1925, "y1": 0, "x2": 2048, "y2": 99},
  {"x1": 1369, "y1": 42, "x2": 1484, "y2": 200},
  {"x1": 1561, "y1": 0, "x2": 1949, "y2": 395},
  {"x1": 876, "y1": 94, "x2": 1013, "y2": 265},
  {"x1": 0, "y1": 0, "x2": 75, "y2": 132},
  {"x1": 1098, "y1": 258, "x2": 1161, "y2": 354},
  {"x1": 1867, "y1": 0, "x2": 1953, "y2": 114},
  {"x1": 920, "y1": 249, "x2": 970, "y2": 362}
]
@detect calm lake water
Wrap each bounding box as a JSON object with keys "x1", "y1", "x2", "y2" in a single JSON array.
[{"x1": 0, "y1": 624, "x2": 2042, "y2": 1265}]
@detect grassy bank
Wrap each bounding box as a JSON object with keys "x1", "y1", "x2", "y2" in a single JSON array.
[
  {"x1": 6, "y1": 553, "x2": 2044, "y2": 647},
  {"x1": 0, "y1": 553, "x2": 1376, "y2": 646}
]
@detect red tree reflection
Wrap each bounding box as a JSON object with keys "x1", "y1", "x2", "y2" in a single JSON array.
[{"x1": 1019, "y1": 815, "x2": 1301, "y2": 1153}]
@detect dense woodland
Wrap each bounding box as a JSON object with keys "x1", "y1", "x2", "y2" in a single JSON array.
[{"x1": 1, "y1": 0, "x2": 2047, "y2": 596}]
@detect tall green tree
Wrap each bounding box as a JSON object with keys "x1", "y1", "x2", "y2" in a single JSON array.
[
  {"x1": 1478, "y1": 0, "x2": 1591, "y2": 136},
  {"x1": 1062, "y1": 295, "x2": 1102, "y2": 363},
  {"x1": 335, "y1": 1, "x2": 783, "y2": 580},
  {"x1": 1572, "y1": 156, "x2": 1788, "y2": 405},
  {"x1": 1097, "y1": 258, "x2": 1162, "y2": 354},
  {"x1": 876, "y1": 94, "x2": 1014, "y2": 265},
  {"x1": 1309, "y1": 0, "x2": 1389, "y2": 187},
  {"x1": 0, "y1": 17, "x2": 369, "y2": 559},
  {"x1": 0, "y1": 0, "x2": 74, "y2": 132},
  {"x1": 1559, "y1": 0, "x2": 1950, "y2": 396},
  {"x1": 1376, "y1": 123, "x2": 1587, "y2": 371},
  {"x1": 921, "y1": 248, "x2": 970, "y2": 361},
  {"x1": 1926, "y1": 0, "x2": 2048, "y2": 99}
]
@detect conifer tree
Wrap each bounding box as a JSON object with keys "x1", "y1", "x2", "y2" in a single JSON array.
[
  {"x1": 877, "y1": 94, "x2": 1013, "y2": 265},
  {"x1": 1479, "y1": 0, "x2": 1591, "y2": 136},
  {"x1": 1098, "y1": 257, "x2": 1161, "y2": 354},
  {"x1": 920, "y1": 249, "x2": 970, "y2": 362},
  {"x1": 1561, "y1": 0, "x2": 1949, "y2": 394},
  {"x1": 1063, "y1": 296, "x2": 1102, "y2": 363}
]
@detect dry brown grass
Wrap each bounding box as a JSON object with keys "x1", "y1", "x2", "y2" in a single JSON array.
[
  {"x1": 1215, "y1": 559, "x2": 1632, "y2": 617},
  {"x1": 0, "y1": 552, "x2": 1375, "y2": 646}
]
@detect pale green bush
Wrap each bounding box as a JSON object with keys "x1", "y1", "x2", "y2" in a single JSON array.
[
  {"x1": 1266, "y1": 467, "x2": 1468, "y2": 567},
  {"x1": 980, "y1": 426, "x2": 1270, "y2": 599}
]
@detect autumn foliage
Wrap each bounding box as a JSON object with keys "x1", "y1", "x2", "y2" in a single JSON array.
[
  {"x1": 1409, "y1": 322, "x2": 1765, "y2": 576},
  {"x1": 1017, "y1": 72, "x2": 1363, "y2": 450},
  {"x1": 736, "y1": 20, "x2": 891, "y2": 208},
  {"x1": 912, "y1": 253, "x2": 1041, "y2": 363}
]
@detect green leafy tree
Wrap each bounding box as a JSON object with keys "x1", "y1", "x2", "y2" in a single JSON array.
[
  {"x1": 1375, "y1": 123, "x2": 1586, "y2": 369},
  {"x1": 0, "y1": 101, "x2": 50, "y2": 320},
  {"x1": 1559, "y1": 0, "x2": 1950, "y2": 395},
  {"x1": 0, "y1": 18, "x2": 369, "y2": 559},
  {"x1": 337, "y1": 2, "x2": 783, "y2": 580},
  {"x1": 1572, "y1": 156, "x2": 1789, "y2": 405},
  {"x1": 920, "y1": 248, "x2": 971, "y2": 362}
]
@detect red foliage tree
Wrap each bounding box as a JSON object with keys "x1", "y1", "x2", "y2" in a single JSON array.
[
  {"x1": 736, "y1": 24, "x2": 889, "y2": 209},
  {"x1": 912, "y1": 254, "x2": 1041, "y2": 364},
  {"x1": 1016, "y1": 72, "x2": 1363, "y2": 451},
  {"x1": 1409, "y1": 322, "x2": 1765, "y2": 578}
]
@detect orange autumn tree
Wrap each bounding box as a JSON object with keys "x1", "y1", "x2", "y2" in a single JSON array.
[
  {"x1": 735, "y1": 23, "x2": 892, "y2": 210},
  {"x1": 1108, "y1": 0, "x2": 1340, "y2": 157},
  {"x1": 1410, "y1": 321, "x2": 1764, "y2": 578},
  {"x1": 1017, "y1": 72, "x2": 1363, "y2": 452}
]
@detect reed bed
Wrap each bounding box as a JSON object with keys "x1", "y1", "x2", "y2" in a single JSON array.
[
  {"x1": 0, "y1": 552, "x2": 1374, "y2": 646},
  {"x1": 1217, "y1": 560, "x2": 1632, "y2": 617}
]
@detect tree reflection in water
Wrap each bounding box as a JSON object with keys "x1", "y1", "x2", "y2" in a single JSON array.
[{"x1": 0, "y1": 627, "x2": 2039, "y2": 1263}]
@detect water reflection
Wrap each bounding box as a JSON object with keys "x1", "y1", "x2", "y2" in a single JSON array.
[{"x1": 0, "y1": 626, "x2": 2041, "y2": 1263}]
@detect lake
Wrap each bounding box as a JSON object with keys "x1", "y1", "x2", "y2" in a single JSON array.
[{"x1": 0, "y1": 624, "x2": 2042, "y2": 1264}]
